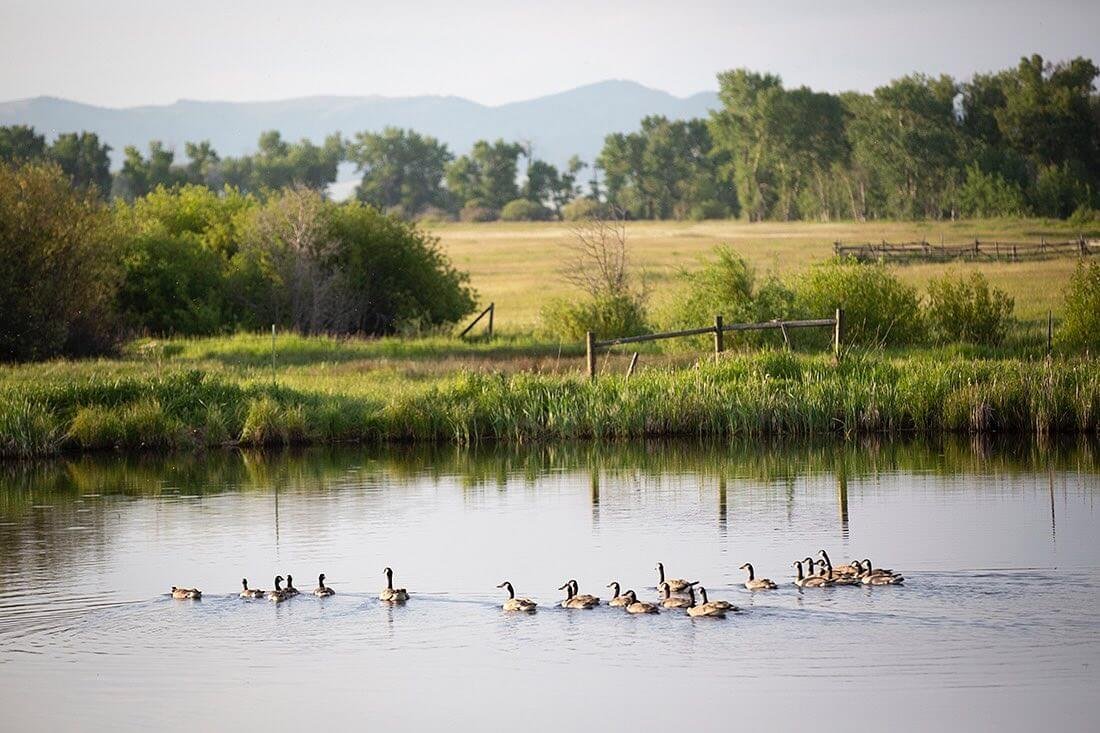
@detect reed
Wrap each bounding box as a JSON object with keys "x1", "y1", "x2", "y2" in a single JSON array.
[{"x1": 1, "y1": 348, "x2": 1097, "y2": 458}]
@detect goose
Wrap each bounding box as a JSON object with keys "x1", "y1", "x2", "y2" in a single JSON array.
[
  {"x1": 655, "y1": 562, "x2": 697, "y2": 593},
  {"x1": 239, "y1": 578, "x2": 265, "y2": 599},
  {"x1": 659, "y1": 582, "x2": 692, "y2": 609},
  {"x1": 284, "y1": 575, "x2": 301, "y2": 597},
  {"x1": 685, "y1": 586, "x2": 726, "y2": 618},
  {"x1": 793, "y1": 561, "x2": 831, "y2": 588},
  {"x1": 567, "y1": 580, "x2": 600, "y2": 605},
  {"x1": 811, "y1": 555, "x2": 860, "y2": 586},
  {"x1": 313, "y1": 573, "x2": 335, "y2": 597},
  {"x1": 497, "y1": 581, "x2": 537, "y2": 612},
  {"x1": 170, "y1": 586, "x2": 202, "y2": 600},
  {"x1": 268, "y1": 576, "x2": 289, "y2": 603},
  {"x1": 739, "y1": 563, "x2": 777, "y2": 590},
  {"x1": 607, "y1": 582, "x2": 630, "y2": 607},
  {"x1": 856, "y1": 561, "x2": 904, "y2": 585},
  {"x1": 621, "y1": 590, "x2": 659, "y2": 614},
  {"x1": 697, "y1": 586, "x2": 738, "y2": 611},
  {"x1": 558, "y1": 581, "x2": 599, "y2": 609},
  {"x1": 818, "y1": 549, "x2": 861, "y2": 576},
  {"x1": 380, "y1": 567, "x2": 409, "y2": 603},
  {"x1": 860, "y1": 559, "x2": 900, "y2": 578}
]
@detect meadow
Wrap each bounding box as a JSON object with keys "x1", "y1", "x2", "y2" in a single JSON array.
[
  {"x1": 2, "y1": 218, "x2": 1098, "y2": 459},
  {"x1": 432, "y1": 218, "x2": 1092, "y2": 328}
]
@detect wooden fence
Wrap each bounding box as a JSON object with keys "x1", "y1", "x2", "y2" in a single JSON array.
[
  {"x1": 459, "y1": 302, "x2": 494, "y2": 338},
  {"x1": 834, "y1": 237, "x2": 1097, "y2": 263},
  {"x1": 585, "y1": 310, "x2": 844, "y2": 380}
]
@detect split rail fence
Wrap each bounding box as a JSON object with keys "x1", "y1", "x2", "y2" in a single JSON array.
[{"x1": 834, "y1": 237, "x2": 1096, "y2": 263}]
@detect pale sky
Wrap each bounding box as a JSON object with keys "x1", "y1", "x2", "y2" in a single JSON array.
[{"x1": 2, "y1": 0, "x2": 1099, "y2": 107}]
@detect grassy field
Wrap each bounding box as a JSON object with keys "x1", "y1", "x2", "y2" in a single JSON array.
[{"x1": 432, "y1": 218, "x2": 1092, "y2": 329}]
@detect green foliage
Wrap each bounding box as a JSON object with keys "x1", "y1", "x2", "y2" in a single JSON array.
[
  {"x1": 0, "y1": 125, "x2": 47, "y2": 164},
  {"x1": 458, "y1": 201, "x2": 498, "y2": 222},
  {"x1": 599, "y1": 116, "x2": 735, "y2": 220},
  {"x1": 539, "y1": 293, "x2": 649, "y2": 341},
  {"x1": 446, "y1": 139, "x2": 523, "y2": 210},
  {"x1": 0, "y1": 163, "x2": 120, "y2": 361},
  {"x1": 795, "y1": 260, "x2": 924, "y2": 346},
  {"x1": 500, "y1": 198, "x2": 551, "y2": 221},
  {"x1": 925, "y1": 272, "x2": 1015, "y2": 345},
  {"x1": 48, "y1": 132, "x2": 112, "y2": 197},
  {"x1": 348, "y1": 127, "x2": 452, "y2": 215},
  {"x1": 1030, "y1": 163, "x2": 1094, "y2": 218},
  {"x1": 957, "y1": 164, "x2": 1027, "y2": 217},
  {"x1": 561, "y1": 198, "x2": 606, "y2": 221},
  {"x1": 1057, "y1": 261, "x2": 1100, "y2": 351}
]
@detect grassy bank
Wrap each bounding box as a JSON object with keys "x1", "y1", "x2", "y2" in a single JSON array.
[{"x1": 3, "y1": 340, "x2": 1098, "y2": 459}]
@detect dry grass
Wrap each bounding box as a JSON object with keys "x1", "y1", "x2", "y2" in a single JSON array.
[{"x1": 432, "y1": 218, "x2": 1089, "y2": 330}]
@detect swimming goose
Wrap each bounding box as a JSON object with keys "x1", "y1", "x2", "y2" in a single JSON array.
[
  {"x1": 239, "y1": 578, "x2": 265, "y2": 599},
  {"x1": 659, "y1": 582, "x2": 692, "y2": 609},
  {"x1": 739, "y1": 563, "x2": 777, "y2": 590},
  {"x1": 856, "y1": 561, "x2": 904, "y2": 585},
  {"x1": 313, "y1": 573, "x2": 335, "y2": 597},
  {"x1": 558, "y1": 581, "x2": 599, "y2": 609},
  {"x1": 810, "y1": 556, "x2": 859, "y2": 586},
  {"x1": 655, "y1": 562, "x2": 697, "y2": 593},
  {"x1": 819, "y1": 549, "x2": 860, "y2": 576},
  {"x1": 685, "y1": 586, "x2": 726, "y2": 618},
  {"x1": 793, "y1": 561, "x2": 831, "y2": 588},
  {"x1": 859, "y1": 559, "x2": 900, "y2": 577},
  {"x1": 497, "y1": 581, "x2": 537, "y2": 612},
  {"x1": 697, "y1": 586, "x2": 737, "y2": 611},
  {"x1": 284, "y1": 575, "x2": 301, "y2": 597},
  {"x1": 380, "y1": 567, "x2": 409, "y2": 602},
  {"x1": 621, "y1": 590, "x2": 659, "y2": 614},
  {"x1": 268, "y1": 576, "x2": 289, "y2": 603},
  {"x1": 170, "y1": 586, "x2": 202, "y2": 600},
  {"x1": 607, "y1": 582, "x2": 630, "y2": 607},
  {"x1": 567, "y1": 580, "x2": 600, "y2": 605}
]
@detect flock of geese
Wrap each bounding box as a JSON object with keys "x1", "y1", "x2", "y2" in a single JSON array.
[{"x1": 170, "y1": 551, "x2": 903, "y2": 618}]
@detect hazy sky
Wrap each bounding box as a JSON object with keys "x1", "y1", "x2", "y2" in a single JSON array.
[{"x1": 2, "y1": 0, "x2": 1098, "y2": 107}]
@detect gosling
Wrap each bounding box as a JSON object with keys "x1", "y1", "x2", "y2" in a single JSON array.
[
  {"x1": 621, "y1": 590, "x2": 659, "y2": 614},
  {"x1": 170, "y1": 586, "x2": 202, "y2": 600}
]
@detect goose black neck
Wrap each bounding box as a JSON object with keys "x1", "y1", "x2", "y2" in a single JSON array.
[
  {"x1": 745, "y1": 564, "x2": 755, "y2": 581},
  {"x1": 242, "y1": 579, "x2": 248, "y2": 590},
  {"x1": 505, "y1": 583, "x2": 515, "y2": 599},
  {"x1": 794, "y1": 561, "x2": 804, "y2": 580},
  {"x1": 318, "y1": 574, "x2": 325, "y2": 589},
  {"x1": 274, "y1": 577, "x2": 282, "y2": 591},
  {"x1": 656, "y1": 564, "x2": 665, "y2": 583},
  {"x1": 687, "y1": 586, "x2": 697, "y2": 607},
  {"x1": 610, "y1": 582, "x2": 620, "y2": 598},
  {"x1": 386, "y1": 569, "x2": 394, "y2": 591},
  {"x1": 699, "y1": 587, "x2": 709, "y2": 603}
]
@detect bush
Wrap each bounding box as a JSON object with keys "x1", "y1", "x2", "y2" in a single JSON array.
[
  {"x1": 0, "y1": 162, "x2": 120, "y2": 361},
  {"x1": 459, "y1": 201, "x2": 498, "y2": 222},
  {"x1": 1030, "y1": 164, "x2": 1093, "y2": 219},
  {"x1": 957, "y1": 165, "x2": 1026, "y2": 218},
  {"x1": 500, "y1": 198, "x2": 552, "y2": 221},
  {"x1": 1057, "y1": 261, "x2": 1100, "y2": 352},
  {"x1": 415, "y1": 206, "x2": 456, "y2": 224},
  {"x1": 561, "y1": 198, "x2": 606, "y2": 221},
  {"x1": 796, "y1": 260, "x2": 924, "y2": 346},
  {"x1": 925, "y1": 272, "x2": 1014, "y2": 345},
  {"x1": 540, "y1": 293, "x2": 649, "y2": 341}
]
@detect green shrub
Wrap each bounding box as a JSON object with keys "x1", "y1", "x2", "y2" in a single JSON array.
[
  {"x1": 0, "y1": 162, "x2": 120, "y2": 360},
  {"x1": 925, "y1": 272, "x2": 1014, "y2": 345},
  {"x1": 561, "y1": 198, "x2": 606, "y2": 221},
  {"x1": 957, "y1": 164, "x2": 1026, "y2": 218},
  {"x1": 500, "y1": 198, "x2": 551, "y2": 221},
  {"x1": 796, "y1": 260, "x2": 924, "y2": 346},
  {"x1": 0, "y1": 397, "x2": 63, "y2": 457},
  {"x1": 1030, "y1": 164, "x2": 1093, "y2": 218},
  {"x1": 540, "y1": 293, "x2": 649, "y2": 341},
  {"x1": 1057, "y1": 260, "x2": 1100, "y2": 352},
  {"x1": 458, "y1": 201, "x2": 497, "y2": 222}
]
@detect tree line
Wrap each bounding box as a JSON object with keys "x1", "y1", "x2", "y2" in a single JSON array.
[{"x1": 2, "y1": 53, "x2": 1098, "y2": 222}]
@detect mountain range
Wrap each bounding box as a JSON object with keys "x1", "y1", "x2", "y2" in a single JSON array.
[{"x1": 0, "y1": 81, "x2": 720, "y2": 177}]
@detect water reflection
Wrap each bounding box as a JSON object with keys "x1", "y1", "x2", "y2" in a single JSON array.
[{"x1": 0, "y1": 436, "x2": 1098, "y2": 731}]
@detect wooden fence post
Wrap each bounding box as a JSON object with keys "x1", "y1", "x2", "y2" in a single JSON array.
[
  {"x1": 714, "y1": 315, "x2": 724, "y2": 361},
  {"x1": 586, "y1": 331, "x2": 596, "y2": 381},
  {"x1": 626, "y1": 352, "x2": 639, "y2": 378},
  {"x1": 1047, "y1": 310, "x2": 1053, "y2": 355},
  {"x1": 833, "y1": 308, "x2": 844, "y2": 362},
  {"x1": 487, "y1": 302, "x2": 494, "y2": 338}
]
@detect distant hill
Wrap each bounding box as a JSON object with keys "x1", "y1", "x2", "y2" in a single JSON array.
[{"x1": 0, "y1": 81, "x2": 720, "y2": 177}]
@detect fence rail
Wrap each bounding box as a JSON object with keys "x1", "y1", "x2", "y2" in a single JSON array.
[
  {"x1": 834, "y1": 237, "x2": 1097, "y2": 263},
  {"x1": 460, "y1": 302, "x2": 494, "y2": 338},
  {"x1": 585, "y1": 310, "x2": 843, "y2": 380}
]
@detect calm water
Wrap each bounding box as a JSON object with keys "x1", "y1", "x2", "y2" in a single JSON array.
[{"x1": 1, "y1": 439, "x2": 1098, "y2": 731}]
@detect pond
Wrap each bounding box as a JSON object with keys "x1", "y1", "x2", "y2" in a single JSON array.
[{"x1": 1, "y1": 438, "x2": 1098, "y2": 731}]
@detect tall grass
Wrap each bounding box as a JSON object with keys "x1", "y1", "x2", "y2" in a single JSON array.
[{"x1": 2, "y1": 349, "x2": 1097, "y2": 459}]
